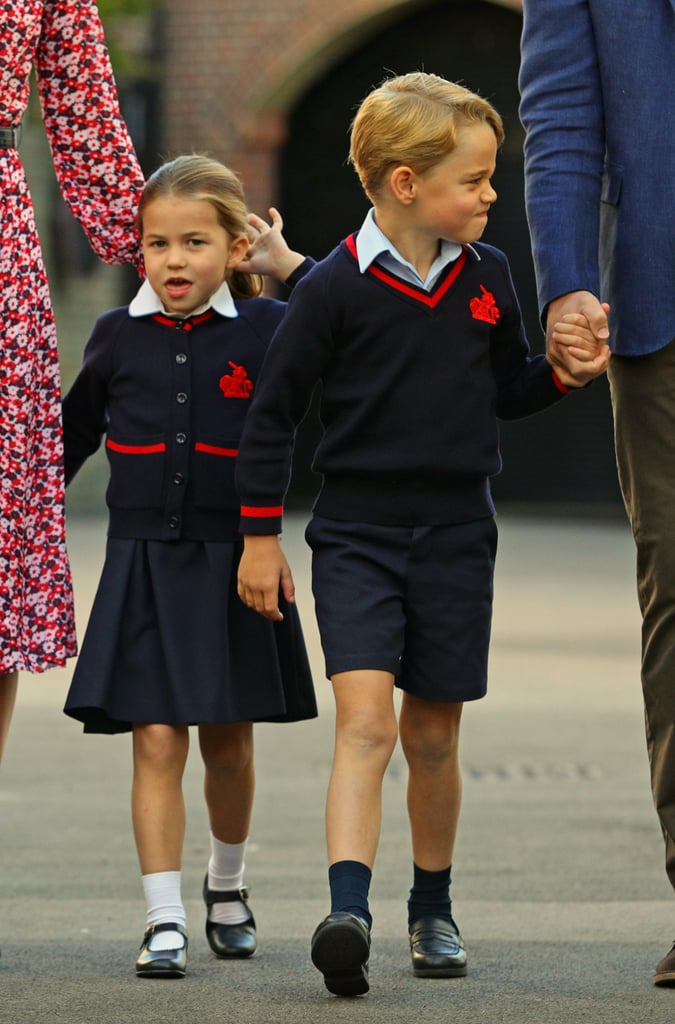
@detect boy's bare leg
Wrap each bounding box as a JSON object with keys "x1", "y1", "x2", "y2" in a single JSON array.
[
  {"x1": 326, "y1": 669, "x2": 398, "y2": 867},
  {"x1": 0, "y1": 671, "x2": 18, "y2": 765},
  {"x1": 312, "y1": 669, "x2": 397, "y2": 995},
  {"x1": 399, "y1": 694, "x2": 463, "y2": 869},
  {"x1": 399, "y1": 693, "x2": 467, "y2": 978}
]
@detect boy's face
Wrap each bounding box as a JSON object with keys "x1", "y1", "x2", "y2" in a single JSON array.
[{"x1": 412, "y1": 123, "x2": 498, "y2": 245}]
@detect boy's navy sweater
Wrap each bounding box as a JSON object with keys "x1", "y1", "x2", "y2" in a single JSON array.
[
  {"x1": 237, "y1": 236, "x2": 571, "y2": 534},
  {"x1": 62, "y1": 292, "x2": 303, "y2": 542}
]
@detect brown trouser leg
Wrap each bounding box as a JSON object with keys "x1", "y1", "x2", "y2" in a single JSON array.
[{"x1": 609, "y1": 339, "x2": 675, "y2": 891}]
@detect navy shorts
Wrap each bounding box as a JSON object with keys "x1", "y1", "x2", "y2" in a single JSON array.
[{"x1": 305, "y1": 515, "x2": 498, "y2": 703}]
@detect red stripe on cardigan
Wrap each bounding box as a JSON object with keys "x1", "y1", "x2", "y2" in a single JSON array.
[
  {"x1": 194, "y1": 442, "x2": 238, "y2": 457},
  {"x1": 106, "y1": 439, "x2": 166, "y2": 454}
]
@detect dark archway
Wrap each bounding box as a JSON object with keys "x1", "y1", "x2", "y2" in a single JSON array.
[{"x1": 279, "y1": 0, "x2": 620, "y2": 512}]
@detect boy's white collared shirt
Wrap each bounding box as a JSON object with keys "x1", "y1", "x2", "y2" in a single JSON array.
[
  {"x1": 128, "y1": 278, "x2": 239, "y2": 319},
  {"x1": 355, "y1": 208, "x2": 478, "y2": 291}
]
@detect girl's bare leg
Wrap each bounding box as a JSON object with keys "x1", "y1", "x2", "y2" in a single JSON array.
[
  {"x1": 131, "y1": 723, "x2": 189, "y2": 873},
  {"x1": 199, "y1": 722, "x2": 257, "y2": 942},
  {"x1": 199, "y1": 721, "x2": 255, "y2": 842},
  {"x1": 131, "y1": 723, "x2": 190, "y2": 967},
  {"x1": 0, "y1": 671, "x2": 18, "y2": 766}
]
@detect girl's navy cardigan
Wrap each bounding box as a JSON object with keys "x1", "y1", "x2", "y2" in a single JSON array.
[
  {"x1": 62, "y1": 285, "x2": 309, "y2": 542},
  {"x1": 236, "y1": 237, "x2": 572, "y2": 535}
]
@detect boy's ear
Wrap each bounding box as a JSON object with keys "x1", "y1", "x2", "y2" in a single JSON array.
[
  {"x1": 389, "y1": 165, "x2": 417, "y2": 205},
  {"x1": 228, "y1": 234, "x2": 249, "y2": 268}
]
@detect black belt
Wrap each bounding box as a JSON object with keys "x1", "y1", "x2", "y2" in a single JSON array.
[{"x1": 0, "y1": 124, "x2": 22, "y2": 149}]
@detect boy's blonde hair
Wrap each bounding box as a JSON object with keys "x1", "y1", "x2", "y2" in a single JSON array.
[
  {"x1": 349, "y1": 72, "x2": 504, "y2": 202},
  {"x1": 138, "y1": 154, "x2": 262, "y2": 299}
]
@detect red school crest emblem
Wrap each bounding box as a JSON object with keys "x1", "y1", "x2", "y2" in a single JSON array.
[
  {"x1": 469, "y1": 285, "x2": 501, "y2": 325},
  {"x1": 219, "y1": 361, "x2": 253, "y2": 398}
]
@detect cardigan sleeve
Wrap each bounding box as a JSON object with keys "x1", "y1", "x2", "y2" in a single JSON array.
[{"x1": 62, "y1": 315, "x2": 115, "y2": 484}]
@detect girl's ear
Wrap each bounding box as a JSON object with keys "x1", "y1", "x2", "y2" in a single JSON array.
[
  {"x1": 389, "y1": 165, "x2": 417, "y2": 205},
  {"x1": 227, "y1": 234, "x2": 250, "y2": 268}
]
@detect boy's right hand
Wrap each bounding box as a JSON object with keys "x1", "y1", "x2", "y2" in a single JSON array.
[
  {"x1": 546, "y1": 292, "x2": 611, "y2": 387},
  {"x1": 549, "y1": 309, "x2": 611, "y2": 385},
  {"x1": 237, "y1": 534, "x2": 295, "y2": 621}
]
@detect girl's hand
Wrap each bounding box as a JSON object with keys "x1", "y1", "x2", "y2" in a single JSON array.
[{"x1": 238, "y1": 207, "x2": 305, "y2": 282}]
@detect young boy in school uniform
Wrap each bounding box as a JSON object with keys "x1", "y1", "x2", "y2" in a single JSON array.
[{"x1": 235, "y1": 72, "x2": 609, "y2": 997}]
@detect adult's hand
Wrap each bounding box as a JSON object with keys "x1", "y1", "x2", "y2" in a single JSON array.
[{"x1": 546, "y1": 291, "x2": 610, "y2": 386}]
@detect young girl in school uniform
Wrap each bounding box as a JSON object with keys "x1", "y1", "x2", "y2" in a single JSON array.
[{"x1": 61, "y1": 155, "x2": 317, "y2": 979}]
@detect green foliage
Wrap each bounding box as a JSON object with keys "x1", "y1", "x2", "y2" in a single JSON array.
[
  {"x1": 97, "y1": 0, "x2": 161, "y2": 81},
  {"x1": 98, "y1": 0, "x2": 157, "y2": 16}
]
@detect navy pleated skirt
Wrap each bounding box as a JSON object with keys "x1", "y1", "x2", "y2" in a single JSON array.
[{"x1": 64, "y1": 538, "x2": 317, "y2": 734}]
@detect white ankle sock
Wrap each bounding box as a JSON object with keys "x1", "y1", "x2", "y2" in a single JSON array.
[
  {"x1": 207, "y1": 834, "x2": 251, "y2": 925},
  {"x1": 142, "y1": 871, "x2": 187, "y2": 950}
]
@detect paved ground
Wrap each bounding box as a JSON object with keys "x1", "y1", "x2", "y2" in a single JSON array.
[{"x1": 2, "y1": 512, "x2": 675, "y2": 1023}]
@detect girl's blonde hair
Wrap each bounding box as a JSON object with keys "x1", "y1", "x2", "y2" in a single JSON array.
[
  {"x1": 138, "y1": 154, "x2": 262, "y2": 299},
  {"x1": 349, "y1": 72, "x2": 504, "y2": 201}
]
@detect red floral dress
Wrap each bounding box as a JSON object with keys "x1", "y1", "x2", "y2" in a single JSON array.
[{"x1": 0, "y1": 0, "x2": 144, "y2": 673}]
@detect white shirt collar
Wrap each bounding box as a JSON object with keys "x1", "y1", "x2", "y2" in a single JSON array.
[
  {"x1": 354, "y1": 208, "x2": 478, "y2": 290},
  {"x1": 128, "y1": 278, "x2": 239, "y2": 319}
]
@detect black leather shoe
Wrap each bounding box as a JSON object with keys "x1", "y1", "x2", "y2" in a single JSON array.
[
  {"x1": 311, "y1": 911, "x2": 371, "y2": 996},
  {"x1": 135, "y1": 921, "x2": 188, "y2": 978},
  {"x1": 409, "y1": 916, "x2": 467, "y2": 977},
  {"x1": 654, "y1": 941, "x2": 675, "y2": 985},
  {"x1": 203, "y1": 876, "x2": 257, "y2": 958}
]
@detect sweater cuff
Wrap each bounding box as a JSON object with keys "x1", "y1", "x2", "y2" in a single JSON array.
[
  {"x1": 284, "y1": 256, "x2": 315, "y2": 290},
  {"x1": 240, "y1": 504, "x2": 284, "y2": 536},
  {"x1": 551, "y1": 370, "x2": 573, "y2": 394},
  {"x1": 551, "y1": 369, "x2": 592, "y2": 394}
]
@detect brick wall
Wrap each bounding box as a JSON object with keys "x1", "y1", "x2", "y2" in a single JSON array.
[{"x1": 161, "y1": 0, "x2": 522, "y2": 216}]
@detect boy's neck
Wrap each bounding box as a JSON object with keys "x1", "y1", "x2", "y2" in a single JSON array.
[{"x1": 372, "y1": 207, "x2": 441, "y2": 280}]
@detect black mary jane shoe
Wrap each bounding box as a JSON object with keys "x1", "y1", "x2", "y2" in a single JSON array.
[
  {"x1": 135, "y1": 921, "x2": 188, "y2": 978},
  {"x1": 310, "y1": 911, "x2": 371, "y2": 997},
  {"x1": 409, "y1": 915, "x2": 467, "y2": 978},
  {"x1": 203, "y1": 876, "x2": 257, "y2": 958}
]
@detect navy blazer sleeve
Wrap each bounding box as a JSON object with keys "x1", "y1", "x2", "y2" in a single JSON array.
[{"x1": 519, "y1": 0, "x2": 605, "y2": 318}]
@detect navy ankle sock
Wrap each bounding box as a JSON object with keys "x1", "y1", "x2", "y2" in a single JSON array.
[
  {"x1": 328, "y1": 860, "x2": 372, "y2": 930},
  {"x1": 407, "y1": 863, "x2": 454, "y2": 929}
]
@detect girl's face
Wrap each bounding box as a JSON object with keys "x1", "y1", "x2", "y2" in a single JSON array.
[{"x1": 141, "y1": 196, "x2": 248, "y2": 315}]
